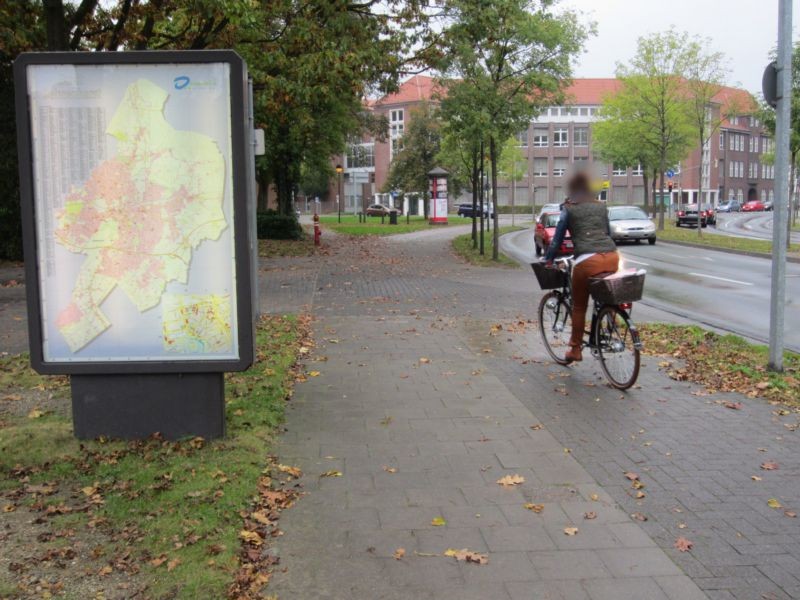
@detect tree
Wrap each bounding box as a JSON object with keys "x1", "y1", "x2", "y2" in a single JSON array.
[
  {"x1": 497, "y1": 137, "x2": 527, "y2": 226},
  {"x1": 383, "y1": 103, "x2": 442, "y2": 217},
  {"x1": 616, "y1": 30, "x2": 696, "y2": 230},
  {"x1": 683, "y1": 37, "x2": 729, "y2": 237},
  {"x1": 441, "y1": 0, "x2": 591, "y2": 260}
]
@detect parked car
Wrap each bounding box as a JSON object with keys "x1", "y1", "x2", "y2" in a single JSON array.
[
  {"x1": 366, "y1": 204, "x2": 397, "y2": 216},
  {"x1": 701, "y1": 204, "x2": 716, "y2": 226},
  {"x1": 717, "y1": 200, "x2": 741, "y2": 213},
  {"x1": 537, "y1": 203, "x2": 562, "y2": 220},
  {"x1": 534, "y1": 212, "x2": 573, "y2": 256},
  {"x1": 457, "y1": 203, "x2": 494, "y2": 218},
  {"x1": 764, "y1": 200, "x2": 774, "y2": 211},
  {"x1": 676, "y1": 204, "x2": 707, "y2": 228},
  {"x1": 607, "y1": 206, "x2": 657, "y2": 245},
  {"x1": 741, "y1": 200, "x2": 765, "y2": 212}
]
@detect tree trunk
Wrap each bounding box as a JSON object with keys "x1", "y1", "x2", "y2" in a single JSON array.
[
  {"x1": 490, "y1": 136, "x2": 499, "y2": 261},
  {"x1": 657, "y1": 160, "x2": 666, "y2": 229},
  {"x1": 642, "y1": 170, "x2": 650, "y2": 213},
  {"x1": 479, "y1": 141, "x2": 485, "y2": 256},
  {"x1": 471, "y1": 146, "x2": 478, "y2": 248},
  {"x1": 44, "y1": 0, "x2": 67, "y2": 50}
]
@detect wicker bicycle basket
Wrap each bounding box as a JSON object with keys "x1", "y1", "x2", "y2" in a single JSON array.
[
  {"x1": 531, "y1": 262, "x2": 569, "y2": 290},
  {"x1": 588, "y1": 269, "x2": 645, "y2": 304}
]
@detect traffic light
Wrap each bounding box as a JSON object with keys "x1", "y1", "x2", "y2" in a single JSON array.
[{"x1": 668, "y1": 181, "x2": 674, "y2": 192}]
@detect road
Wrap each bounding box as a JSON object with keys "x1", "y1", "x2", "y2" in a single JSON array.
[
  {"x1": 710, "y1": 211, "x2": 800, "y2": 244},
  {"x1": 501, "y1": 227, "x2": 800, "y2": 352}
]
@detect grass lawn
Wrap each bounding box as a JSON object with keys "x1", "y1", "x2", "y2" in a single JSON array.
[
  {"x1": 641, "y1": 323, "x2": 800, "y2": 408},
  {"x1": 258, "y1": 236, "x2": 318, "y2": 258},
  {"x1": 0, "y1": 315, "x2": 309, "y2": 599},
  {"x1": 452, "y1": 225, "x2": 524, "y2": 268},
  {"x1": 318, "y1": 214, "x2": 460, "y2": 235},
  {"x1": 657, "y1": 222, "x2": 800, "y2": 256}
]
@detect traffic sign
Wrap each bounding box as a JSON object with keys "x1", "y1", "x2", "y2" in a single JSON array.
[{"x1": 666, "y1": 170, "x2": 675, "y2": 178}]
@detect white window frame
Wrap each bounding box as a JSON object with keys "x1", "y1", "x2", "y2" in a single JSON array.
[
  {"x1": 632, "y1": 163, "x2": 643, "y2": 176},
  {"x1": 719, "y1": 132, "x2": 724, "y2": 150},
  {"x1": 612, "y1": 165, "x2": 627, "y2": 176},
  {"x1": 553, "y1": 128, "x2": 568, "y2": 147},
  {"x1": 533, "y1": 158, "x2": 548, "y2": 177},
  {"x1": 574, "y1": 127, "x2": 588, "y2": 147}
]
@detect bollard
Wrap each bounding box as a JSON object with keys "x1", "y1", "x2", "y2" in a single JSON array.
[{"x1": 313, "y1": 213, "x2": 321, "y2": 246}]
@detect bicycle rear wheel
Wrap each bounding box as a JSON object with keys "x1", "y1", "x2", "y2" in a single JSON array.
[
  {"x1": 538, "y1": 291, "x2": 573, "y2": 365},
  {"x1": 595, "y1": 305, "x2": 640, "y2": 390}
]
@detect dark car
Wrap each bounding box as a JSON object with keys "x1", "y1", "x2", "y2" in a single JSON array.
[
  {"x1": 676, "y1": 204, "x2": 707, "y2": 228},
  {"x1": 534, "y1": 212, "x2": 573, "y2": 256},
  {"x1": 701, "y1": 204, "x2": 716, "y2": 226},
  {"x1": 366, "y1": 204, "x2": 397, "y2": 216},
  {"x1": 457, "y1": 203, "x2": 494, "y2": 219},
  {"x1": 764, "y1": 200, "x2": 774, "y2": 211},
  {"x1": 718, "y1": 200, "x2": 741, "y2": 213},
  {"x1": 742, "y1": 200, "x2": 765, "y2": 212}
]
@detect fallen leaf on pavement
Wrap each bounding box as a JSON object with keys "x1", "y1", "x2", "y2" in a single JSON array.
[
  {"x1": 277, "y1": 464, "x2": 302, "y2": 478},
  {"x1": 563, "y1": 527, "x2": 579, "y2": 536},
  {"x1": 320, "y1": 470, "x2": 342, "y2": 478},
  {"x1": 590, "y1": 493, "x2": 600, "y2": 502},
  {"x1": 768, "y1": 498, "x2": 783, "y2": 509},
  {"x1": 393, "y1": 548, "x2": 405, "y2": 560},
  {"x1": 431, "y1": 517, "x2": 446, "y2": 526},
  {"x1": 761, "y1": 462, "x2": 779, "y2": 470},
  {"x1": 524, "y1": 503, "x2": 544, "y2": 513},
  {"x1": 382, "y1": 466, "x2": 398, "y2": 474},
  {"x1": 785, "y1": 510, "x2": 797, "y2": 518},
  {"x1": 444, "y1": 548, "x2": 489, "y2": 565},
  {"x1": 724, "y1": 402, "x2": 742, "y2": 410},
  {"x1": 496, "y1": 474, "x2": 525, "y2": 486},
  {"x1": 630, "y1": 512, "x2": 648, "y2": 522},
  {"x1": 419, "y1": 357, "x2": 430, "y2": 364},
  {"x1": 308, "y1": 371, "x2": 321, "y2": 377},
  {"x1": 624, "y1": 472, "x2": 639, "y2": 481},
  {"x1": 530, "y1": 424, "x2": 543, "y2": 431},
  {"x1": 674, "y1": 537, "x2": 693, "y2": 552},
  {"x1": 752, "y1": 476, "x2": 763, "y2": 481},
  {"x1": 584, "y1": 512, "x2": 597, "y2": 520}
]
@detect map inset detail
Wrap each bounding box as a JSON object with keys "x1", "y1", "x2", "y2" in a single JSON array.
[
  {"x1": 54, "y1": 79, "x2": 227, "y2": 352},
  {"x1": 162, "y1": 294, "x2": 233, "y2": 354}
]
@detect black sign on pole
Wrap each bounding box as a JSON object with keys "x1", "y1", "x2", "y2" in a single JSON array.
[
  {"x1": 763, "y1": 61, "x2": 779, "y2": 108},
  {"x1": 14, "y1": 50, "x2": 256, "y2": 440}
]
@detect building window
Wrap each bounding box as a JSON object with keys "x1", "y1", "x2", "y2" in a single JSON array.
[
  {"x1": 729, "y1": 189, "x2": 735, "y2": 200},
  {"x1": 769, "y1": 189, "x2": 774, "y2": 202},
  {"x1": 729, "y1": 161, "x2": 734, "y2": 178},
  {"x1": 719, "y1": 132, "x2": 724, "y2": 150},
  {"x1": 516, "y1": 130, "x2": 528, "y2": 147},
  {"x1": 729, "y1": 134, "x2": 735, "y2": 151},
  {"x1": 533, "y1": 158, "x2": 547, "y2": 177},
  {"x1": 533, "y1": 128, "x2": 548, "y2": 147},
  {"x1": 390, "y1": 109, "x2": 404, "y2": 137},
  {"x1": 761, "y1": 189, "x2": 766, "y2": 202},
  {"x1": 553, "y1": 128, "x2": 568, "y2": 147},
  {"x1": 753, "y1": 137, "x2": 759, "y2": 153},
  {"x1": 612, "y1": 164, "x2": 627, "y2": 176},
  {"x1": 573, "y1": 156, "x2": 588, "y2": 165},
  {"x1": 553, "y1": 158, "x2": 567, "y2": 177},
  {"x1": 731, "y1": 115, "x2": 739, "y2": 126},
  {"x1": 632, "y1": 163, "x2": 643, "y2": 176},
  {"x1": 346, "y1": 143, "x2": 375, "y2": 169},
  {"x1": 579, "y1": 107, "x2": 589, "y2": 116},
  {"x1": 737, "y1": 189, "x2": 744, "y2": 202},
  {"x1": 574, "y1": 128, "x2": 588, "y2": 147}
]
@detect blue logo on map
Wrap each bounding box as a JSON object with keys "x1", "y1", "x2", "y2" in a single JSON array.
[{"x1": 173, "y1": 76, "x2": 190, "y2": 90}]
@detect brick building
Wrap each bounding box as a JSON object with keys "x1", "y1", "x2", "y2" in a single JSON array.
[{"x1": 320, "y1": 75, "x2": 773, "y2": 214}]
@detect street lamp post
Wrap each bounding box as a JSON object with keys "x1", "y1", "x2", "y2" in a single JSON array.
[{"x1": 335, "y1": 164, "x2": 343, "y2": 223}]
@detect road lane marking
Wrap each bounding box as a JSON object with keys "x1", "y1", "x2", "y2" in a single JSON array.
[
  {"x1": 689, "y1": 272, "x2": 754, "y2": 286},
  {"x1": 623, "y1": 258, "x2": 650, "y2": 266}
]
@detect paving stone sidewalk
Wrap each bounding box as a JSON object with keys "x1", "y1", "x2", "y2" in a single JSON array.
[{"x1": 265, "y1": 230, "x2": 712, "y2": 599}]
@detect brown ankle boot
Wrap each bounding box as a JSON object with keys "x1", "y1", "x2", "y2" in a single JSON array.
[{"x1": 565, "y1": 344, "x2": 583, "y2": 363}]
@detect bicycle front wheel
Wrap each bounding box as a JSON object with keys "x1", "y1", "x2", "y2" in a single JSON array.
[
  {"x1": 595, "y1": 305, "x2": 640, "y2": 390},
  {"x1": 538, "y1": 291, "x2": 573, "y2": 365}
]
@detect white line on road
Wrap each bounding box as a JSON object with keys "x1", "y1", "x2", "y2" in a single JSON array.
[
  {"x1": 623, "y1": 258, "x2": 650, "y2": 266},
  {"x1": 688, "y1": 272, "x2": 754, "y2": 286}
]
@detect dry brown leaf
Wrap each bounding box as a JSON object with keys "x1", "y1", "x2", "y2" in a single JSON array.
[
  {"x1": 751, "y1": 475, "x2": 763, "y2": 481},
  {"x1": 674, "y1": 537, "x2": 693, "y2": 552},
  {"x1": 444, "y1": 548, "x2": 489, "y2": 565},
  {"x1": 630, "y1": 512, "x2": 648, "y2": 522},
  {"x1": 530, "y1": 424, "x2": 543, "y2": 431},
  {"x1": 584, "y1": 511, "x2": 597, "y2": 520},
  {"x1": 724, "y1": 401, "x2": 742, "y2": 410},
  {"x1": 768, "y1": 498, "x2": 783, "y2": 509},
  {"x1": 239, "y1": 530, "x2": 263, "y2": 546},
  {"x1": 496, "y1": 474, "x2": 525, "y2": 487},
  {"x1": 785, "y1": 510, "x2": 797, "y2": 518},
  {"x1": 277, "y1": 464, "x2": 302, "y2": 478},
  {"x1": 431, "y1": 516, "x2": 446, "y2": 526},
  {"x1": 624, "y1": 472, "x2": 639, "y2": 481},
  {"x1": 419, "y1": 357, "x2": 430, "y2": 364},
  {"x1": 319, "y1": 470, "x2": 342, "y2": 478},
  {"x1": 393, "y1": 548, "x2": 405, "y2": 560},
  {"x1": 149, "y1": 555, "x2": 168, "y2": 567},
  {"x1": 563, "y1": 527, "x2": 579, "y2": 536},
  {"x1": 167, "y1": 558, "x2": 181, "y2": 572},
  {"x1": 382, "y1": 466, "x2": 398, "y2": 474},
  {"x1": 524, "y1": 503, "x2": 544, "y2": 513},
  {"x1": 760, "y1": 462, "x2": 779, "y2": 471}
]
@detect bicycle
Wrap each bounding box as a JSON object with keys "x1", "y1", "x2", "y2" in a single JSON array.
[{"x1": 532, "y1": 257, "x2": 644, "y2": 390}]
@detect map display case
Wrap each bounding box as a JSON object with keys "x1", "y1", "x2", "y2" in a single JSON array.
[
  {"x1": 14, "y1": 51, "x2": 255, "y2": 376},
  {"x1": 14, "y1": 51, "x2": 257, "y2": 439}
]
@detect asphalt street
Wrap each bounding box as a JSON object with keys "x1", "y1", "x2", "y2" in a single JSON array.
[
  {"x1": 710, "y1": 211, "x2": 800, "y2": 244},
  {"x1": 500, "y1": 227, "x2": 800, "y2": 352}
]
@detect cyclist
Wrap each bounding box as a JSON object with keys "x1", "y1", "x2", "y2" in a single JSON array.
[{"x1": 543, "y1": 172, "x2": 619, "y2": 363}]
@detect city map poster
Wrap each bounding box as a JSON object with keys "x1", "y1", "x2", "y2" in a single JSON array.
[{"x1": 24, "y1": 62, "x2": 239, "y2": 363}]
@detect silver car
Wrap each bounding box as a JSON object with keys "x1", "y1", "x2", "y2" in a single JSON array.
[{"x1": 608, "y1": 206, "x2": 656, "y2": 245}]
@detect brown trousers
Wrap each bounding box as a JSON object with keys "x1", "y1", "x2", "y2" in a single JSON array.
[{"x1": 570, "y1": 252, "x2": 620, "y2": 347}]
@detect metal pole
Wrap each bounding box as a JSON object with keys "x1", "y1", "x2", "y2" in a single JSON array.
[{"x1": 769, "y1": 0, "x2": 792, "y2": 372}]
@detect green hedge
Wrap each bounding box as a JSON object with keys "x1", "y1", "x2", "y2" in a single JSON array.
[
  {"x1": 256, "y1": 211, "x2": 303, "y2": 240},
  {"x1": 496, "y1": 205, "x2": 534, "y2": 214}
]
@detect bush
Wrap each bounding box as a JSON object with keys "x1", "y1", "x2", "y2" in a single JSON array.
[
  {"x1": 496, "y1": 205, "x2": 533, "y2": 214},
  {"x1": 256, "y1": 210, "x2": 304, "y2": 240}
]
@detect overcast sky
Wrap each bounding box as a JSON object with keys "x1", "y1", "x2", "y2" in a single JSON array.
[{"x1": 560, "y1": 0, "x2": 799, "y2": 94}]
